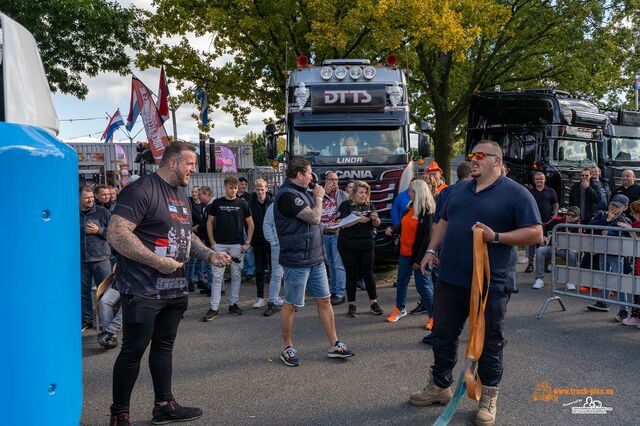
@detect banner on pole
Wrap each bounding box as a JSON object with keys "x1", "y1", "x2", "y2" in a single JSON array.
[{"x1": 129, "y1": 76, "x2": 169, "y2": 163}]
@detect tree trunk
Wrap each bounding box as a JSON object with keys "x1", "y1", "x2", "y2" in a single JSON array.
[{"x1": 432, "y1": 120, "x2": 454, "y2": 184}]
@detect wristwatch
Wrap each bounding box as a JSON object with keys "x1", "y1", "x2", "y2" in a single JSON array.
[{"x1": 492, "y1": 232, "x2": 500, "y2": 244}]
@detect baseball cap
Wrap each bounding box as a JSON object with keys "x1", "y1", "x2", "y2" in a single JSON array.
[{"x1": 610, "y1": 194, "x2": 629, "y2": 207}]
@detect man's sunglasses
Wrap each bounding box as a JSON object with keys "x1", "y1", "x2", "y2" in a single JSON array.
[{"x1": 466, "y1": 151, "x2": 497, "y2": 161}]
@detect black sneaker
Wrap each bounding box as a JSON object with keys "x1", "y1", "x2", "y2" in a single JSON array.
[
  {"x1": 615, "y1": 310, "x2": 629, "y2": 322},
  {"x1": 347, "y1": 304, "x2": 357, "y2": 318},
  {"x1": 151, "y1": 398, "x2": 202, "y2": 425},
  {"x1": 81, "y1": 321, "x2": 92, "y2": 332},
  {"x1": 422, "y1": 332, "x2": 434, "y2": 345},
  {"x1": 370, "y1": 302, "x2": 383, "y2": 316},
  {"x1": 328, "y1": 340, "x2": 355, "y2": 358},
  {"x1": 203, "y1": 309, "x2": 219, "y2": 321},
  {"x1": 98, "y1": 331, "x2": 118, "y2": 349},
  {"x1": 229, "y1": 304, "x2": 243, "y2": 316},
  {"x1": 331, "y1": 295, "x2": 346, "y2": 306},
  {"x1": 188, "y1": 282, "x2": 195, "y2": 292},
  {"x1": 544, "y1": 265, "x2": 552, "y2": 273},
  {"x1": 409, "y1": 303, "x2": 428, "y2": 315},
  {"x1": 196, "y1": 280, "x2": 207, "y2": 289},
  {"x1": 109, "y1": 412, "x2": 131, "y2": 426},
  {"x1": 263, "y1": 302, "x2": 280, "y2": 317},
  {"x1": 524, "y1": 264, "x2": 534, "y2": 273},
  {"x1": 587, "y1": 301, "x2": 610, "y2": 312}
]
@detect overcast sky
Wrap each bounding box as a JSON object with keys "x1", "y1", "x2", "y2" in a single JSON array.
[{"x1": 54, "y1": 0, "x2": 271, "y2": 143}]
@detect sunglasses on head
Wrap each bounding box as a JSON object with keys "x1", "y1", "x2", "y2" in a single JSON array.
[{"x1": 466, "y1": 151, "x2": 497, "y2": 161}]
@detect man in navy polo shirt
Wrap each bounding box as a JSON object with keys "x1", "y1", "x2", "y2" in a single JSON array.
[{"x1": 412, "y1": 140, "x2": 543, "y2": 426}]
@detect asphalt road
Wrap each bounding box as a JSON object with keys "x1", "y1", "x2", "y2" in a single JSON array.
[{"x1": 81, "y1": 265, "x2": 640, "y2": 425}]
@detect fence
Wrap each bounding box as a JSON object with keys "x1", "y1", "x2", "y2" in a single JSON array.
[
  {"x1": 188, "y1": 168, "x2": 285, "y2": 198},
  {"x1": 537, "y1": 223, "x2": 640, "y2": 318}
]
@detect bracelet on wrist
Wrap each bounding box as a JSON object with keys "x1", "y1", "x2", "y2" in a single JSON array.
[{"x1": 426, "y1": 249, "x2": 436, "y2": 255}]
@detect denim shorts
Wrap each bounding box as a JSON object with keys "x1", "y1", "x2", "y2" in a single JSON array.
[{"x1": 283, "y1": 263, "x2": 331, "y2": 307}]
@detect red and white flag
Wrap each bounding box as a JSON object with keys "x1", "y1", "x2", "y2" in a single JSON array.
[
  {"x1": 157, "y1": 66, "x2": 170, "y2": 123},
  {"x1": 129, "y1": 76, "x2": 169, "y2": 163}
]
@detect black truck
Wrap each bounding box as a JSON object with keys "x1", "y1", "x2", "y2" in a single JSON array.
[{"x1": 466, "y1": 89, "x2": 608, "y2": 206}]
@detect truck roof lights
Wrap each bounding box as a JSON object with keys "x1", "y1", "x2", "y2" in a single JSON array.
[
  {"x1": 320, "y1": 66, "x2": 333, "y2": 80},
  {"x1": 349, "y1": 66, "x2": 363, "y2": 80},
  {"x1": 297, "y1": 55, "x2": 309, "y2": 68},
  {"x1": 386, "y1": 54, "x2": 398, "y2": 67},
  {"x1": 294, "y1": 82, "x2": 310, "y2": 110},
  {"x1": 387, "y1": 82, "x2": 403, "y2": 107},
  {"x1": 363, "y1": 65, "x2": 376, "y2": 80},
  {"x1": 334, "y1": 66, "x2": 347, "y2": 80}
]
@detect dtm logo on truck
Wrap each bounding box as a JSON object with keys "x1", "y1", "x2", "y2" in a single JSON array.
[
  {"x1": 337, "y1": 157, "x2": 363, "y2": 164},
  {"x1": 335, "y1": 170, "x2": 374, "y2": 179},
  {"x1": 324, "y1": 90, "x2": 372, "y2": 104}
]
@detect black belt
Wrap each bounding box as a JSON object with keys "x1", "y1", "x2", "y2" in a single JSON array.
[{"x1": 323, "y1": 230, "x2": 338, "y2": 235}]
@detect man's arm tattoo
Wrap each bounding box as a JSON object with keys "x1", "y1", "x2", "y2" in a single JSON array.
[
  {"x1": 107, "y1": 215, "x2": 162, "y2": 269},
  {"x1": 295, "y1": 198, "x2": 323, "y2": 224},
  {"x1": 190, "y1": 233, "x2": 213, "y2": 261}
]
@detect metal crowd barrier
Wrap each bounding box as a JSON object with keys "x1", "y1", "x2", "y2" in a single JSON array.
[{"x1": 537, "y1": 223, "x2": 640, "y2": 318}]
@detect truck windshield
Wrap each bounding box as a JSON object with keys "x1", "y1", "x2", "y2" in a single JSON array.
[
  {"x1": 552, "y1": 138, "x2": 598, "y2": 165},
  {"x1": 608, "y1": 137, "x2": 640, "y2": 161},
  {"x1": 292, "y1": 127, "x2": 404, "y2": 156}
]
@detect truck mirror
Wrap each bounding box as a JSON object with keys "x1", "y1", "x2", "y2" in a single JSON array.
[
  {"x1": 558, "y1": 146, "x2": 565, "y2": 161},
  {"x1": 418, "y1": 133, "x2": 430, "y2": 157},
  {"x1": 420, "y1": 121, "x2": 432, "y2": 134},
  {"x1": 266, "y1": 134, "x2": 277, "y2": 159}
]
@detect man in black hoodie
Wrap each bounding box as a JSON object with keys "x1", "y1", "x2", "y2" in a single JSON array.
[{"x1": 249, "y1": 179, "x2": 273, "y2": 308}]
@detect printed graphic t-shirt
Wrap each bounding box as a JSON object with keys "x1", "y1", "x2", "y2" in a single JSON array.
[
  {"x1": 210, "y1": 196, "x2": 251, "y2": 244},
  {"x1": 113, "y1": 173, "x2": 192, "y2": 299}
]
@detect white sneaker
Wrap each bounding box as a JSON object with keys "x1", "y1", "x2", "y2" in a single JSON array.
[
  {"x1": 532, "y1": 278, "x2": 544, "y2": 289},
  {"x1": 252, "y1": 298, "x2": 265, "y2": 308},
  {"x1": 566, "y1": 283, "x2": 576, "y2": 291},
  {"x1": 275, "y1": 297, "x2": 284, "y2": 306}
]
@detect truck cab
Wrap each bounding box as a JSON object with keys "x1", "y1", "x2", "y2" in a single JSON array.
[
  {"x1": 467, "y1": 89, "x2": 607, "y2": 206},
  {"x1": 601, "y1": 110, "x2": 640, "y2": 190},
  {"x1": 266, "y1": 56, "x2": 429, "y2": 260}
]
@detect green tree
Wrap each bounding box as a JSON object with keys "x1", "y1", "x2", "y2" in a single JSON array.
[
  {"x1": 139, "y1": 0, "x2": 640, "y2": 180},
  {"x1": 1, "y1": 0, "x2": 145, "y2": 98}
]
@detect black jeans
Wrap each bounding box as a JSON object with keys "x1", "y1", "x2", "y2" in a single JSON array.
[
  {"x1": 111, "y1": 294, "x2": 188, "y2": 411},
  {"x1": 431, "y1": 281, "x2": 510, "y2": 388},
  {"x1": 253, "y1": 243, "x2": 270, "y2": 299},
  {"x1": 338, "y1": 245, "x2": 377, "y2": 302}
]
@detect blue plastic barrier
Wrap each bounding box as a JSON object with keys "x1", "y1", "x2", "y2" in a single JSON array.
[{"x1": 0, "y1": 122, "x2": 82, "y2": 424}]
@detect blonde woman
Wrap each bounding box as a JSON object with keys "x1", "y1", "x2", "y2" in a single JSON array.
[
  {"x1": 336, "y1": 181, "x2": 382, "y2": 317},
  {"x1": 384, "y1": 179, "x2": 436, "y2": 324}
]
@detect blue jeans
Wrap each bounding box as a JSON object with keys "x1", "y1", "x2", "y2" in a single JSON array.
[
  {"x1": 395, "y1": 255, "x2": 433, "y2": 313},
  {"x1": 187, "y1": 257, "x2": 205, "y2": 282},
  {"x1": 283, "y1": 263, "x2": 331, "y2": 308},
  {"x1": 599, "y1": 254, "x2": 628, "y2": 310},
  {"x1": 268, "y1": 244, "x2": 284, "y2": 304},
  {"x1": 99, "y1": 287, "x2": 122, "y2": 334},
  {"x1": 243, "y1": 246, "x2": 255, "y2": 276},
  {"x1": 322, "y1": 233, "x2": 346, "y2": 298},
  {"x1": 80, "y1": 259, "x2": 111, "y2": 323}
]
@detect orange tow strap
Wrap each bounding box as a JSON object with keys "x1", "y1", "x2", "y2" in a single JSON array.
[
  {"x1": 465, "y1": 225, "x2": 491, "y2": 400},
  {"x1": 434, "y1": 226, "x2": 490, "y2": 425}
]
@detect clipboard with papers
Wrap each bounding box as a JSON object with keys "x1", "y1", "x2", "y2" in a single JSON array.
[{"x1": 326, "y1": 213, "x2": 361, "y2": 230}]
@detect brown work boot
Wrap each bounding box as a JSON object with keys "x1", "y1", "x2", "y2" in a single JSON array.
[
  {"x1": 409, "y1": 374, "x2": 453, "y2": 406},
  {"x1": 474, "y1": 385, "x2": 499, "y2": 426}
]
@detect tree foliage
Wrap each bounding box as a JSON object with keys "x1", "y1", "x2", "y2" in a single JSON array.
[
  {"x1": 140, "y1": 0, "x2": 640, "y2": 179},
  {"x1": 1, "y1": 0, "x2": 145, "y2": 98}
]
